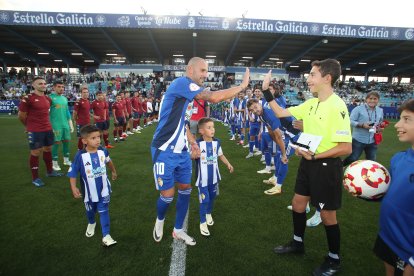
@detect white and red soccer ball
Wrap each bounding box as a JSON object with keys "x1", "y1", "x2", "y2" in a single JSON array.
[{"x1": 343, "y1": 160, "x2": 391, "y2": 200}]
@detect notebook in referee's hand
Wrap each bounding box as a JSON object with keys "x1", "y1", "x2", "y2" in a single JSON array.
[{"x1": 288, "y1": 133, "x2": 322, "y2": 153}]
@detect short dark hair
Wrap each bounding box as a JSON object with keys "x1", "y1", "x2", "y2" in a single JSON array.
[
  {"x1": 96, "y1": 91, "x2": 103, "y2": 95},
  {"x1": 53, "y1": 80, "x2": 64, "y2": 86},
  {"x1": 198, "y1": 117, "x2": 214, "y2": 128},
  {"x1": 32, "y1": 76, "x2": 45, "y2": 83},
  {"x1": 247, "y1": 98, "x2": 259, "y2": 109},
  {"x1": 366, "y1": 91, "x2": 380, "y2": 99},
  {"x1": 311, "y1": 59, "x2": 341, "y2": 87},
  {"x1": 80, "y1": 124, "x2": 100, "y2": 138},
  {"x1": 398, "y1": 99, "x2": 414, "y2": 114}
]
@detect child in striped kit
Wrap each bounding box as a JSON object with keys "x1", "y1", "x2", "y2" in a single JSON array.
[
  {"x1": 195, "y1": 118, "x2": 233, "y2": 237},
  {"x1": 67, "y1": 124, "x2": 118, "y2": 247}
]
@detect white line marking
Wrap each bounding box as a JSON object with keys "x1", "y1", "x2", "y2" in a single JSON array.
[{"x1": 168, "y1": 210, "x2": 189, "y2": 276}]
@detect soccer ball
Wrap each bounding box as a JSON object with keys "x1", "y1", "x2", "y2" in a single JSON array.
[{"x1": 343, "y1": 160, "x2": 391, "y2": 200}]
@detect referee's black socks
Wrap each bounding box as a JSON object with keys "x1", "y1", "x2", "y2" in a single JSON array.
[
  {"x1": 292, "y1": 210, "x2": 306, "y2": 244},
  {"x1": 325, "y1": 224, "x2": 341, "y2": 262}
]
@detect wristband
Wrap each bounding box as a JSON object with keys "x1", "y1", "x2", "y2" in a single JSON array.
[{"x1": 262, "y1": 89, "x2": 274, "y2": 102}]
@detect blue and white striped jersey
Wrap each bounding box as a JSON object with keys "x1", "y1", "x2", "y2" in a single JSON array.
[
  {"x1": 151, "y1": 77, "x2": 204, "y2": 153},
  {"x1": 195, "y1": 139, "x2": 223, "y2": 187},
  {"x1": 67, "y1": 146, "x2": 112, "y2": 203}
]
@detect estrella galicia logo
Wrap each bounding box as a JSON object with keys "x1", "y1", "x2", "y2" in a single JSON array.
[
  {"x1": 310, "y1": 24, "x2": 319, "y2": 34},
  {"x1": 117, "y1": 16, "x2": 130, "y2": 27},
  {"x1": 222, "y1": 19, "x2": 229, "y2": 30},
  {"x1": 391, "y1": 29, "x2": 399, "y2": 38},
  {"x1": 405, "y1": 28, "x2": 414, "y2": 40},
  {"x1": 188, "y1": 17, "x2": 195, "y2": 28},
  {"x1": 95, "y1": 15, "x2": 106, "y2": 26},
  {"x1": 0, "y1": 12, "x2": 10, "y2": 23}
]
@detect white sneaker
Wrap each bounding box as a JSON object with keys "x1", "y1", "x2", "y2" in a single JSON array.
[
  {"x1": 246, "y1": 153, "x2": 254, "y2": 159},
  {"x1": 253, "y1": 147, "x2": 259, "y2": 152},
  {"x1": 257, "y1": 168, "x2": 272, "y2": 174},
  {"x1": 206, "y1": 213, "x2": 214, "y2": 226},
  {"x1": 153, "y1": 218, "x2": 164, "y2": 242},
  {"x1": 254, "y1": 151, "x2": 262, "y2": 156},
  {"x1": 287, "y1": 205, "x2": 311, "y2": 213},
  {"x1": 263, "y1": 176, "x2": 276, "y2": 185},
  {"x1": 243, "y1": 144, "x2": 249, "y2": 148},
  {"x1": 200, "y1": 222, "x2": 210, "y2": 236},
  {"x1": 307, "y1": 212, "x2": 322, "y2": 227},
  {"x1": 172, "y1": 230, "x2": 196, "y2": 246},
  {"x1": 126, "y1": 131, "x2": 133, "y2": 135},
  {"x1": 260, "y1": 156, "x2": 265, "y2": 162},
  {"x1": 63, "y1": 158, "x2": 72, "y2": 166},
  {"x1": 229, "y1": 136, "x2": 235, "y2": 141},
  {"x1": 52, "y1": 161, "x2": 61, "y2": 171},
  {"x1": 85, "y1": 222, "x2": 96, "y2": 237},
  {"x1": 270, "y1": 165, "x2": 276, "y2": 171},
  {"x1": 102, "y1": 234, "x2": 117, "y2": 247},
  {"x1": 264, "y1": 186, "x2": 282, "y2": 195}
]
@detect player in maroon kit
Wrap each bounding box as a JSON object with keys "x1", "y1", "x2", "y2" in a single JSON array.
[
  {"x1": 131, "y1": 91, "x2": 142, "y2": 133},
  {"x1": 124, "y1": 91, "x2": 134, "y2": 135},
  {"x1": 119, "y1": 92, "x2": 129, "y2": 137},
  {"x1": 112, "y1": 95, "x2": 126, "y2": 142},
  {"x1": 18, "y1": 77, "x2": 63, "y2": 187},
  {"x1": 103, "y1": 92, "x2": 111, "y2": 137},
  {"x1": 91, "y1": 91, "x2": 113, "y2": 149},
  {"x1": 72, "y1": 87, "x2": 91, "y2": 150},
  {"x1": 141, "y1": 96, "x2": 148, "y2": 127}
]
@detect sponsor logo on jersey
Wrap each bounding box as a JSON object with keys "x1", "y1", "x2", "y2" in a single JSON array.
[{"x1": 189, "y1": 83, "x2": 200, "y2": 92}]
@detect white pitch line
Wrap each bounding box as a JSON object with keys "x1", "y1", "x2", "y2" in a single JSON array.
[{"x1": 168, "y1": 209, "x2": 190, "y2": 276}]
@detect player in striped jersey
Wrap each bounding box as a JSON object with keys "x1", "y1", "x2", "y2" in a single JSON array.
[
  {"x1": 195, "y1": 118, "x2": 233, "y2": 236},
  {"x1": 151, "y1": 57, "x2": 249, "y2": 246},
  {"x1": 67, "y1": 125, "x2": 118, "y2": 247}
]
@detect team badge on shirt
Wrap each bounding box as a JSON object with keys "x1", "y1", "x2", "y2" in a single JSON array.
[
  {"x1": 157, "y1": 177, "x2": 163, "y2": 187},
  {"x1": 189, "y1": 83, "x2": 200, "y2": 92}
]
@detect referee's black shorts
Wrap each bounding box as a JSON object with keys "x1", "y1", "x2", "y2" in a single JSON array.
[{"x1": 295, "y1": 157, "x2": 343, "y2": 210}]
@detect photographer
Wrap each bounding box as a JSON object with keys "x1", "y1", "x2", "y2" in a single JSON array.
[{"x1": 343, "y1": 91, "x2": 384, "y2": 166}]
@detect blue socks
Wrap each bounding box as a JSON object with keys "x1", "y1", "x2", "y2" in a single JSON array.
[
  {"x1": 174, "y1": 188, "x2": 192, "y2": 230},
  {"x1": 156, "y1": 195, "x2": 173, "y2": 220}
]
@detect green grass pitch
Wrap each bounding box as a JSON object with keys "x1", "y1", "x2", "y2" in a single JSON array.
[{"x1": 0, "y1": 114, "x2": 406, "y2": 275}]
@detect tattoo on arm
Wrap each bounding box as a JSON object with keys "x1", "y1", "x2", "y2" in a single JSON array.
[{"x1": 195, "y1": 90, "x2": 214, "y2": 101}]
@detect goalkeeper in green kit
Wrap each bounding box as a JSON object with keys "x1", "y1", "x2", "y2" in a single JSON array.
[{"x1": 49, "y1": 80, "x2": 74, "y2": 171}]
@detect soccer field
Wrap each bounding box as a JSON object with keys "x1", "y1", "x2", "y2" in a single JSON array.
[{"x1": 0, "y1": 115, "x2": 406, "y2": 275}]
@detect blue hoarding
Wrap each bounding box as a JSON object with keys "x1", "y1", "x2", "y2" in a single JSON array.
[{"x1": 1, "y1": 10, "x2": 413, "y2": 41}]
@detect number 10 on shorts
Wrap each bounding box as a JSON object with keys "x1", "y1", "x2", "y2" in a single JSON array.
[{"x1": 155, "y1": 162, "x2": 165, "y2": 175}]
